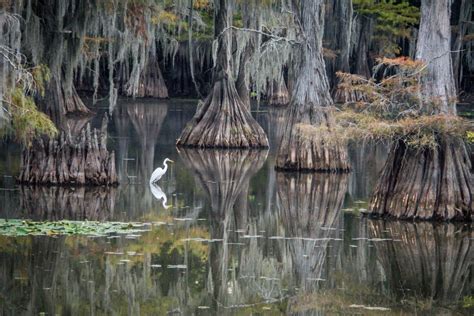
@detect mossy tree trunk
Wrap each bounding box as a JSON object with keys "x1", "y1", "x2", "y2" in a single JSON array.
[
  {"x1": 176, "y1": 0, "x2": 268, "y2": 148},
  {"x1": 276, "y1": 0, "x2": 350, "y2": 172},
  {"x1": 369, "y1": 0, "x2": 473, "y2": 221},
  {"x1": 19, "y1": 115, "x2": 118, "y2": 186}
]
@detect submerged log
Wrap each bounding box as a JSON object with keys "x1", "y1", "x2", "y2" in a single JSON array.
[
  {"x1": 19, "y1": 115, "x2": 118, "y2": 186},
  {"x1": 369, "y1": 137, "x2": 473, "y2": 221}
]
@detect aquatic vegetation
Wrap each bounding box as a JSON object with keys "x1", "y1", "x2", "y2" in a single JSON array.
[{"x1": 0, "y1": 219, "x2": 150, "y2": 237}]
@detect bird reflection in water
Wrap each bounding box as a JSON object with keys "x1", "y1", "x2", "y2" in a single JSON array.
[{"x1": 149, "y1": 182, "x2": 171, "y2": 209}]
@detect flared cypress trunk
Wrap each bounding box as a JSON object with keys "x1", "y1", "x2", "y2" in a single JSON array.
[
  {"x1": 369, "y1": 0, "x2": 473, "y2": 221},
  {"x1": 40, "y1": 74, "x2": 92, "y2": 125},
  {"x1": 176, "y1": 0, "x2": 268, "y2": 148},
  {"x1": 276, "y1": 0, "x2": 350, "y2": 171},
  {"x1": 267, "y1": 78, "x2": 290, "y2": 107},
  {"x1": 19, "y1": 115, "x2": 118, "y2": 186},
  {"x1": 124, "y1": 57, "x2": 169, "y2": 98}
]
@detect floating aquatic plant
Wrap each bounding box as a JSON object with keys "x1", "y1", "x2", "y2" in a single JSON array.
[{"x1": 0, "y1": 219, "x2": 150, "y2": 237}]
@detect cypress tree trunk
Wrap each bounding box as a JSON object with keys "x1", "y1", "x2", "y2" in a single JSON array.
[
  {"x1": 40, "y1": 74, "x2": 92, "y2": 125},
  {"x1": 124, "y1": 57, "x2": 168, "y2": 98},
  {"x1": 324, "y1": 0, "x2": 353, "y2": 91},
  {"x1": 19, "y1": 115, "x2": 118, "y2": 186},
  {"x1": 352, "y1": 16, "x2": 372, "y2": 79},
  {"x1": 369, "y1": 0, "x2": 473, "y2": 221},
  {"x1": 267, "y1": 78, "x2": 290, "y2": 107},
  {"x1": 176, "y1": 0, "x2": 268, "y2": 148},
  {"x1": 452, "y1": 0, "x2": 470, "y2": 91},
  {"x1": 276, "y1": 0, "x2": 350, "y2": 172}
]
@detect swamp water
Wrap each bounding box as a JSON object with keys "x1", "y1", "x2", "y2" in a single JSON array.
[{"x1": 0, "y1": 99, "x2": 472, "y2": 315}]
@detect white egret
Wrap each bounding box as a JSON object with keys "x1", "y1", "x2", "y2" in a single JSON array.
[
  {"x1": 150, "y1": 158, "x2": 174, "y2": 184},
  {"x1": 149, "y1": 182, "x2": 171, "y2": 209}
]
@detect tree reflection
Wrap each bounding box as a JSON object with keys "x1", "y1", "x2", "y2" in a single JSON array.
[
  {"x1": 127, "y1": 102, "x2": 169, "y2": 183},
  {"x1": 17, "y1": 186, "x2": 118, "y2": 221},
  {"x1": 369, "y1": 220, "x2": 473, "y2": 306},
  {"x1": 178, "y1": 148, "x2": 268, "y2": 308},
  {"x1": 277, "y1": 173, "x2": 348, "y2": 293}
]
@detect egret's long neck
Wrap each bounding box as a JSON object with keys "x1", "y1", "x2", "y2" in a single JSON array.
[{"x1": 162, "y1": 161, "x2": 168, "y2": 174}]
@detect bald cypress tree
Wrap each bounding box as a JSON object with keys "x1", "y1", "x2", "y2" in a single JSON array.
[
  {"x1": 276, "y1": 0, "x2": 350, "y2": 171},
  {"x1": 176, "y1": 0, "x2": 268, "y2": 148},
  {"x1": 369, "y1": 0, "x2": 472, "y2": 221}
]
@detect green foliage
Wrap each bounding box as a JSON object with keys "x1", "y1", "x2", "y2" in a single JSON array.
[
  {"x1": 0, "y1": 219, "x2": 150, "y2": 237},
  {"x1": 4, "y1": 87, "x2": 57, "y2": 146},
  {"x1": 354, "y1": 0, "x2": 419, "y2": 55},
  {"x1": 466, "y1": 131, "x2": 474, "y2": 144},
  {"x1": 1, "y1": 64, "x2": 57, "y2": 146}
]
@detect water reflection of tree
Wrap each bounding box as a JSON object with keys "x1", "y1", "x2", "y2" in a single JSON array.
[
  {"x1": 369, "y1": 220, "x2": 473, "y2": 306},
  {"x1": 277, "y1": 173, "x2": 348, "y2": 293},
  {"x1": 347, "y1": 141, "x2": 388, "y2": 200},
  {"x1": 178, "y1": 148, "x2": 268, "y2": 308},
  {"x1": 18, "y1": 186, "x2": 118, "y2": 221},
  {"x1": 127, "y1": 102, "x2": 169, "y2": 183}
]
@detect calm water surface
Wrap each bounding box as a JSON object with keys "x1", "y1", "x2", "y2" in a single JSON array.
[{"x1": 0, "y1": 99, "x2": 472, "y2": 315}]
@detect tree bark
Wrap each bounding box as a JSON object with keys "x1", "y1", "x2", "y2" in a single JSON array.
[
  {"x1": 19, "y1": 115, "x2": 118, "y2": 186},
  {"x1": 176, "y1": 0, "x2": 268, "y2": 148},
  {"x1": 276, "y1": 0, "x2": 350, "y2": 172},
  {"x1": 324, "y1": 0, "x2": 353, "y2": 90},
  {"x1": 369, "y1": 0, "x2": 473, "y2": 221},
  {"x1": 416, "y1": 0, "x2": 457, "y2": 114},
  {"x1": 452, "y1": 0, "x2": 470, "y2": 92},
  {"x1": 39, "y1": 74, "x2": 92, "y2": 125},
  {"x1": 267, "y1": 77, "x2": 290, "y2": 107},
  {"x1": 124, "y1": 57, "x2": 169, "y2": 98}
]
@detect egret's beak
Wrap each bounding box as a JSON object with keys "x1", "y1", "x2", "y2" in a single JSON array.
[{"x1": 169, "y1": 160, "x2": 175, "y2": 163}]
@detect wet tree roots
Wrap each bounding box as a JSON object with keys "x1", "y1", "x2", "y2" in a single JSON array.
[
  {"x1": 19, "y1": 116, "x2": 118, "y2": 186},
  {"x1": 369, "y1": 136, "x2": 473, "y2": 221}
]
